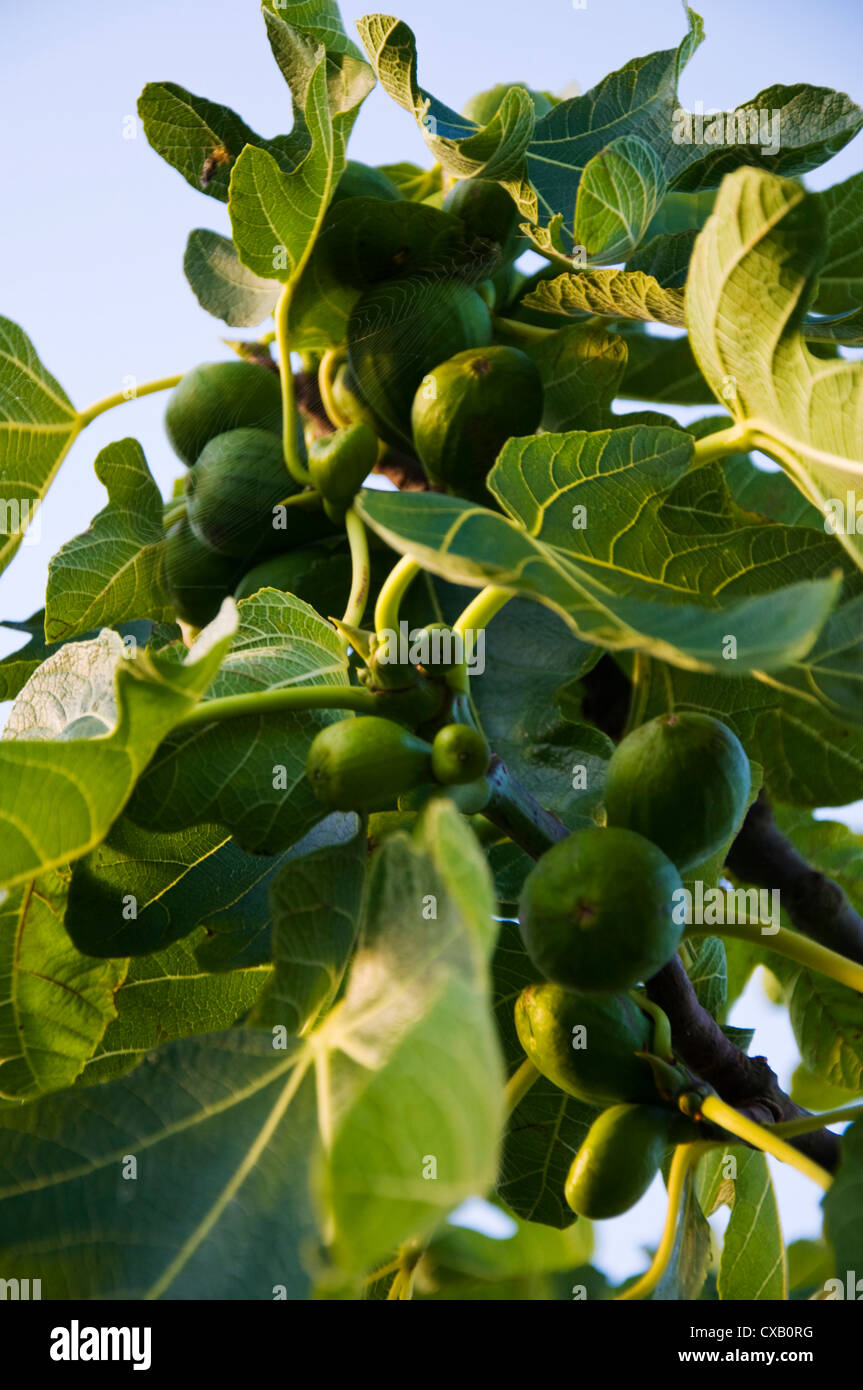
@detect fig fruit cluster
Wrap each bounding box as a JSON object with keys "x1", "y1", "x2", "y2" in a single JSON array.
[
  {"x1": 163, "y1": 361, "x2": 340, "y2": 627},
  {"x1": 515, "y1": 711, "x2": 750, "y2": 1218}
]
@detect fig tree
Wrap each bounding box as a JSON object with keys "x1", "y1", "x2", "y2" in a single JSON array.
[
  {"x1": 411, "y1": 345, "x2": 543, "y2": 497},
  {"x1": 306, "y1": 716, "x2": 434, "y2": 811},
  {"x1": 514, "y1": 983, "x2": 658, "y2": 1108},
  {"x1": 164, "y1": 361, "x2": 283, "y2": 466},
  {"x1": 347, "y1": 278, "x2": 493, "y2": 449},
  {"x1": 518, "y1": 826, "x2": 684, "y2": 992},
  {"x1": 604, "y1": 712, "x2": 751, "y2": 872},
  {"x1": 565, "y1": 1103, "x2": 698, "y2": 1219}
]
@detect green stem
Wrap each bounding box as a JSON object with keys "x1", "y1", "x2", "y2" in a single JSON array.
[
  {"x1": 690, "y1": 421, "x2": 755, "y2": 466},
  {"x1": 630, "y1": 991, "x2": 674, "y2": 1062},
  {"x1": 771, "y1": 1104, "x2": 863, "y2": 1138},
  {"x1": 504, "y1": 1058, "x2": 540, "y2": 1115},
  {"x1": 616, "y1": 1144, "x2": 709, "y2": 1301},
  {"x1": 275, "y1": 489, "x2": 324, "y2": 511},
  {"x1": 77, "y1": 374, "x2": 184, "y2": 428},
  {"x1": 341, "y1": 508, "x2": 371, "y2": 632},
  {"x1": 491, "y1": 315, "x2": 556, "y2": 347},
  {"x1": 318, "y1": 348, "x2": 350, "y2": 430},
  {"x1": 174, "y1": 683, "x2": 379, "y2": 733},
  {"x1": 275, "y1": 285, "x2": 312, "y2": 487},
  {"x1": 162, "y1": 499, "x2": 187, "y2": 530},
  {"x1": 453, "y1": 586, "x2": 513, "y2": 665},
  {"x1": 623, "y1": 651, "x2": 651, "y2": 736},
  {"x1": 699, "y1": 1094, "x2": 832, "y2": 1190},
  {"x1": 374, "y1": 556, "x2": 422, "y2": 637},
  {"x1": 684, "y1": 920, "x2": 863, "y2": 995}
]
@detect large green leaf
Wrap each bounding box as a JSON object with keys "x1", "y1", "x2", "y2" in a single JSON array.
[
  {"x1": 356, "y1": 430, "x2": 841, "y2": 676},
  {"x1": 651, "y1": 1168, "x2": 711, "y2": 1299},
  {"x1": 316, "y1": 801, "x2": 504, "y2": 1272},
  {"x1": 0, "y1": 802, "x2": 503, "y2": 1295},
  {"x1": 79, "y1": 931, "x2": 269, "y2": 1086},
  {"x1": 127, "y1": 590, "x2": 349, "y2": 854},
  {"x1": 470, "y1": 599, "x2": 608, "y2": 825},
  {"x1": 814, "y1": 171, "x2": 863, "y2": 317},
  {"x1": 667, "y1": 85, "x2": 863, "y2": 192},
  {"x1": 0, "y1": 612, "x2": 234, "y2": 890},
  {"x1": 44, "y1": 439, "x2": 173, "y2": 643},
  {"x1": 525, "y1": 269, "x2": 686, "y2": 328},
  {"x1": 823, "y1": 1119, "x2": 863, "y2": 1275},
  {"x1": 228, "y1": 38, "x2": 361, "y2": 289},
  {"x1": 639, "y1": 645, "x2": 863, "y2": 807},
  {"x1": 0, "y1": 317, "x2": 79, "y2": 574},
  {"x1": 699, "y1": 1146, "x2": 786, "y2": 1299},
  {"x1": 525, "y1": 324, "x2": 628, "y2": 432},
  {"x1": 138, "y1": 82, "x2": 300, "y2": 201},
  {"x1": 0, "y1": 870, "x2": 125, "y2": 1103},
  {"x1": 184, "y1": 229, "x2": 280, "y2": 327},
  {"x1": 65, "y1": 817, "x2": 295, "y2": 959},
  {"x1": 357, "y1": 15, "x2": 536, "y2": 215},
  {"x1": 687, "y1": 169, "x2": 863, "y2": 569},
  {"x1": 574, "y1": 136, "x2": 667, "y2": 265},
  {"x1": 0, "y1": 614, "x2": 158, "y2": 702},
  {"x1": 251, "y1": 813, "x2": 365, "y2": 1034},
  {"x1": 261, "y1": 0, "x2": 375, "y2": 135}
]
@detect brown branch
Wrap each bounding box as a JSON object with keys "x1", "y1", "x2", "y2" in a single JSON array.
[{"x1": 726, "y1": 791, "x2": 863, "y2": 966}]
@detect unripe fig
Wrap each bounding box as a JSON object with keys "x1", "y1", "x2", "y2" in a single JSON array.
[
  {"x1": 565, "y1": 1103, "x2": 698, "y2": 1219},
  {"x1": 442, "y1": 180, "x2": 521, "y2": 258},
  {"x1": 461, "y1": 83, "x2": 555, "y2": 125},
  {"x1": 234, "y1": 545, "x2": 351, "y2": 604},
  {"x1": 332, "y1": 160, "x2": 402, "y2": 205},
  {"x1": 431, "y1": 724, "x2": 490, "y2": 785},
  {"x1": 164, "y1": 361, "x2": 282, "y2": 466},
  {"x1": 306, "y1": 716, "x2": 434, "y2": 811},
  {"x1": 185, "y1": 428, "x2": 296, "y2": 558},
  {"x1": 308, "y1": 422, "x2": 378, "y2": 521},
  {"x1": 164, "y1": 518, "x2": 241, "y2": 628},
  {"x1": 410, "y1": 346, "x2": 543, "y2": 498},
  {"x1": 514, "y1": 983, "x2": 658, "y2": 1108},
  {"x1": 347, "y1": 279, "x2": 493, "y2": 449},
  {"x1": 518, "y1": 826, "x2": 684, "y2": 992},
  {"x1": 604, "y1": 712, "x2": 751, "y2": 872}
]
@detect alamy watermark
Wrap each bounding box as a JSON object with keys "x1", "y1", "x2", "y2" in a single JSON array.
[
  {"x1": 375, "y1": 620, "x2": 486, "y2": 677},
  {"x1": 672, "y1": 101, "x2": 781, "y2": 157},
  {"x1": 672, "y1": 882, "x2": 780, "y2": 934}
]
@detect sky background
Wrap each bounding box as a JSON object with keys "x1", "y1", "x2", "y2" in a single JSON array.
[{"x1": 2, "y1": 0, "x2": 861, "y2": 1284}]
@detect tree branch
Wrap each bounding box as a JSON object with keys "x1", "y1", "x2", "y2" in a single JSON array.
[{"x1": 726, "y1": 791, "x2": 863, "y2": 966}]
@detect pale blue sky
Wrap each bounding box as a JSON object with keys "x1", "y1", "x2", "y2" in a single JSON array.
[{"x1": 2, "y1": 0, "x2": 860, "y2": 1282}]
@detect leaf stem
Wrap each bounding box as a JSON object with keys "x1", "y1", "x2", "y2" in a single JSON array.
[
  {"x1": 491, "y1": 315, "x2": 556, "y2": 346},
  {"x1": 374, "y1": 556, "x2": 422, "y2": 637},
  {"x1": 504, "y1": 1058, "x2": 541, "y2": 1115},
  {"x1": 275, "y1": 284, "x2": 312, "y2": 487},
  {"x1": 690, "y1": 421, "x2": 754, "y2": 465},
  {"x1": 453, "y1": 585, "x2": 513, "y2": 664},
  {"x1": 683, "y1": 920, "x2": 863, "y2": 995},
  {"x1": 771, "y1": 1104, "x2": 863, "y2": 1138},
  {"x1": 77, "y1": 374, "x2": 184, "y2": 428},
  {"x1": 616, "y1": 1144, "x2": 707, "y2": 1301},
  {"x1": 162, "y1": 499, "x2": 187, "y2": 530},
  {"x1": 173, "y1": 683, "x2": 379, "y2": 732},
  {"x1": 698, "y1": 1093, "x2": 832, "y2": 1190},
  {"x1": 341, "y1": 508, "x2": 371, "y2": 631},
  {"x1": 318, "y1": 349, "x2": 350, "y2": 429},
  {"x1": 275, "y1": 489, "x2": 325, "y2": 510}
]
